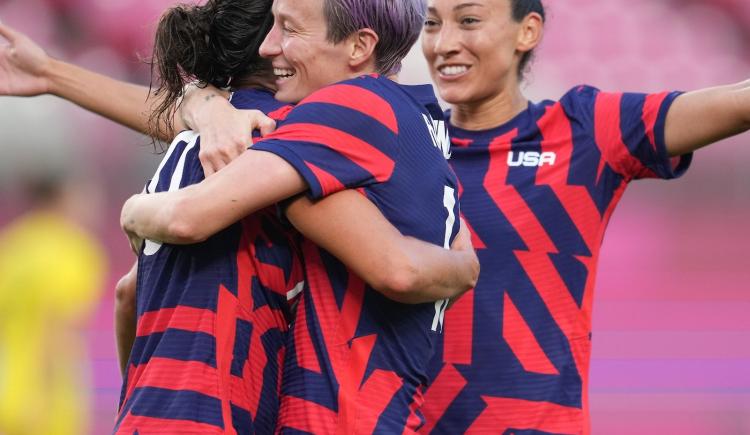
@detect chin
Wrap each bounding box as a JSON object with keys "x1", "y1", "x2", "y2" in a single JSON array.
[
  {"x1": 275, "y1": 87, "x2": 302, "y2": 104},
  {"x1": 439, "y1": 88, "x2": 474, "y2": 106}
]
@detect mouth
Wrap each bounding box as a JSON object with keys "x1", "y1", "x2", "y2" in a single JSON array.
[
  {"x1": 437, "y1": 64, "x2": 470, "y2": 79},
  {"x1": 273, "y1": 67, "x2": 296, "y2": 82}
]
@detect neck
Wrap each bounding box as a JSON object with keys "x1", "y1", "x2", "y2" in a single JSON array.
[
  {"x1": 235, "y1": 74, "x2": 277, "y2": 93},
  {"x1": 450, "y1": 83, "x2": 528, "y2": 131}
]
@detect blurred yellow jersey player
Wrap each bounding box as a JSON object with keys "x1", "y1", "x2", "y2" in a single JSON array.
[{"x1": 0, "y1": 174, "x2": 105, "y2": 435}]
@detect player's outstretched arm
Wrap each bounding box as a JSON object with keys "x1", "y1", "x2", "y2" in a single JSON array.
[
  {"x1": 665, "y1": 79, "x2": 750, "y2": 156},
  {"x1": 114, "y1": 262, "x2": 138, "y2": 377},
  {"x1": 120, "y1": 145, "x2": 307, "y2": 244},
  {"x1": 286, "y1": 191, "x2": 479, "y2": 304},
  {"x1": 0, "y1": 22, "x2": 180, "y2": 140}
]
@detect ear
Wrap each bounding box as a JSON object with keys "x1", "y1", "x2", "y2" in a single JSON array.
[
  {"x1": 516, "y1": 12, "x2": 544, "y2": 56},
  {"x1": 348, "y1": 28, "x2": 379, "y2": 70}
]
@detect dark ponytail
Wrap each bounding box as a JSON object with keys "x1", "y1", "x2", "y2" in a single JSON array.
[
  {"x1": 148, "y1": 0, "x2": 274, "y2": 140},
  {"x1": 509, "y1": 0, "x2": 546, "y2": 80}
]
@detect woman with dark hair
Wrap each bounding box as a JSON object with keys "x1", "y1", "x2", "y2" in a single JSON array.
[
  {"x1": 10, "y1": 0, "x2": 746, "y2": 432},
  {"x1": 161, "y1": 0, "x2": 749, "y2": 433},
  {"x1": 0, "y1": 1, "x2": 478, "y2": 433}
]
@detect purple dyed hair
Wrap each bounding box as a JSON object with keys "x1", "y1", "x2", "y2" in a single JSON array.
[{"x1": 323, "y1": 0, "x2": 427, "y2": 75}]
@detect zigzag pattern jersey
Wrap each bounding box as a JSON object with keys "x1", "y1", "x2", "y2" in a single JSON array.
[
  {"x1": 253, "y1": 75, "x2": 460, "y2": 434},
  {"x1": 114, "y1": 89, "x2": 304, "y2": 435},
  {"x1": 422, "y1": 85, "x2": 692, "y2": 435}
]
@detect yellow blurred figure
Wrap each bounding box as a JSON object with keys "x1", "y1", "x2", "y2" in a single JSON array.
[{"x1": 0, "y1": 176, "x2": 105, "y2": 435}]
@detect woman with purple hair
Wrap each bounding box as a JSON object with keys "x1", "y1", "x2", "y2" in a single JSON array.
[
  {"x1": 142, "y1": 1, "x2": 750, "y2": 433},
  {"x1": 0, "y1": 0, "x2": 478, "y2": 433},
  {"x1": 7, "y1": 0, "x2": 748, "y2": 433}
]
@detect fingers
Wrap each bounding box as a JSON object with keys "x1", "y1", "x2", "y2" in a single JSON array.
[
  {"x1": 194, "y1": 109, "x2": 274, "y2": 176},
  {"x1": 242, "y1": 109, "x2": 276, "y2": 137},
  {"x1": 198, "y1": 150, "x2": 218, "y2": 177},
  {"x1": 128, "y1": 234, "x2": 144, "y2": 256},
  {"x1": 199, "y1": 134, "x2": 247, "y2": 176},
  {"x1": 258, "y1": 117, "x2": 277, "y2": 137},
  {"x1": 451, "y1": 218, "x2": 474, "y2": 251},
  {"x1": 0, "y1": 21, "x2": 18, "y2": 43}
]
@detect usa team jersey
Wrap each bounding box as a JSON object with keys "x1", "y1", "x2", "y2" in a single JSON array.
[
  {"x1": 422, "y1": 86, "x2": 692, "y2": 434},
  {"x1": 115, "y1": 89, "x2": 304, "y2": 434},
  {"x1": 253, "y1": 75, "x2": 460, "y2": 433}
]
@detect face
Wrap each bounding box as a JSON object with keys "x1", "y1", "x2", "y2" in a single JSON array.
[
  {"x1": 422, "y1": 0, "x2": 523, "y2": 105},
  {"x1": 259, "y1": 0, "x2": 353, "y2": 103}
]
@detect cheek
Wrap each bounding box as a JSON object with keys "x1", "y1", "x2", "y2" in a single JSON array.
[
  {"x1": 282, "y1": 39, "x2": 308, "y2": 66},
  {"x1": 472, "y1": 38, "x2": 514, "y2": 73},
  {"x1": 421, "y1": 34, "x2": 436, "y2": 61}
]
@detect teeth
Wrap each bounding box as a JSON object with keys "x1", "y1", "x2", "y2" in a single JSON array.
[
  {"x1": 439, "y1": 65, "x2": 468, "y2": 76},
  {"x1": 274, "y1": 67, "x2": 295, "y2": 78}
]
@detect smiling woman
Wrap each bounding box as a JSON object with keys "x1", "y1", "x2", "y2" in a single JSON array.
[
  {"x1": 422, "y1": 0, "x2": 545, "y2": 130},
  {"x1": 119, "y1": 0, "x2": 473, "y2": 432},
  {"x1": 0, "y1": 1, "x2": 478, "y2": 434},
  {"x1": 418, "y1": 1, "x2": 750, "y2": 434},
  {"x1": 259, "y1": 0, "x2": 427, "y2": 103}
]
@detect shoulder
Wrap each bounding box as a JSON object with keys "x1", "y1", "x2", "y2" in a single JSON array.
[
  {"x1": 296, "y1": 75, "x2": 396, "y2": 110},
  {"x1": 230, "y1": 88, "x2": 288, "y2": 114},
  {"x1": 560, "y1": 84, "x2": 602, "y2": 104},
  {"x1": 285, "y1": 76, "x2": 400, "y2": 134},
  {"x1": 555, "y1": 84, "x2": 606, "y2": 126}
]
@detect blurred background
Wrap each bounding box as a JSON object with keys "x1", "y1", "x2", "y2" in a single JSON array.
[{"x1": 0, "y1": 0, "x2": 748, "y2": 433}]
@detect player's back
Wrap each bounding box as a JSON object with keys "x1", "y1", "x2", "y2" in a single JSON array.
[
  {"x1": 115, "y1": 89, "x2": 304, "y2": 435},
  {"x1": 253, "y1": 76, "x2": 460, "y2": 434}
]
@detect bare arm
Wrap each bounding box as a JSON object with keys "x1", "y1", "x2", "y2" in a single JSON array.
[
  {"x1": 0, "y1": 22, "x2": 179, "y2": 140},
  {"x1": 665, "y1": 79, "x2": 750, "y2": 157},
  {"x1": 286, "y1": 191, "x2": 478, "y2": 304},
  {"x1": 114, "y1": 262, "x2": 138, "y2": 377},
  {"x1": 45, "y1": 60, "x2": 178, "y2": 140},
  {"x1": 121, "y1": 146, "x2": 307, "y2": 244}
]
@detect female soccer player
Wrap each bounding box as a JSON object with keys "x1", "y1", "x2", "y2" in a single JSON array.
[
  {"x1": 121, "y1": 0, "x2": 468, "y2": 431},
  {"x1": 0, "y1": 2, "x2": 478, "y2": 433},
  {"x1": 415, "y1": 1, "x2": 750, "y2": 433},
  {"x1": 12, "y1": 1, "x2": 746, "y2": 432},
  {"x1": 166, "y1": 1, "x2": 749, "y2": 433}
]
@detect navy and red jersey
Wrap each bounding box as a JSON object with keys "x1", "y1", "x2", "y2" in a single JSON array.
[
  {"x1": 252, "y1": 75, "x2": 460, "y2": 433},
  {"x1": 114, "y1": 89, "x2": 304, "y2": 434},
  {"x1": 421, "y1": 85, "x2": 692, "y2": 434}
]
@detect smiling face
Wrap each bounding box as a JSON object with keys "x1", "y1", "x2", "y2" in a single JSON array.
[
  {"x1": 259, "y1": 0, "x2": 353, "y2": 102},
  {"x1": 421, "y1": 0, "x2": 526, "y2": 106}
]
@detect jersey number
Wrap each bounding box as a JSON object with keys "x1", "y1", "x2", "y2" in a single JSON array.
[
  {"x1": 432, "y1": 185, "x2": 456, "y2": 332},
  {"x1": 143, "y1": 131, "x2": 200, "y2": 256}
]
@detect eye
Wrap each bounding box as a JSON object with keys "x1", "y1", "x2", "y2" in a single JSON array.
[
  {"x1": 424, "y1": 17, "x2": 441, "y2": 29},
  {"x1": 460, "y1": 17, "x2": 480, "y2": 26}
]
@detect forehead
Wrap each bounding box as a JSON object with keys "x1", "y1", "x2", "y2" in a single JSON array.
[
  {"x1": 427, "y1": 0, "x2": 508, "y2": 14},
  {"x1": 274, "y1": 0, "x2": 325, "y2": 21}
]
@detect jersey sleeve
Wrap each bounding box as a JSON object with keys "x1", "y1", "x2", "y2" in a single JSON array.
[
  {"x1": 252, "y1": 82, "x2": 401, "y2": 199},
  {"x1": 562, "y1": 85, "x2": 692, "y2": 181}
]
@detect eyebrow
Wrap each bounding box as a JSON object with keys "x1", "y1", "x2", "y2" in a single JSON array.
[
  {"x1": 427, "y1": 3, "x2": 485, "y2": 14},
  {"x1": 454, "y1": 2, "x2": 485, "y2": 11}
]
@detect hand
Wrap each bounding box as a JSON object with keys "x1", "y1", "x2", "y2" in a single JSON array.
[
  {"x1": 450, "y1": 218, "x2": 475, "y2": 253},
  {"x1": 198, "y1": 108, "x2": 276, "y2": 176},
  {"x1": 121, "y1": 194, "x2": 144, "y2": 255},
  {"x1": 0, "y1": 22, "x2": 53, "y2": 96},
  {"x1": 180, "y1": 85, "x2": 276, "y2": 176},
  {"x1": 125, "y1": 230, "x2": 144, "y2": 256},
  {"x1": 448, "y1": 218, "x2": 479, "y2": 308}
]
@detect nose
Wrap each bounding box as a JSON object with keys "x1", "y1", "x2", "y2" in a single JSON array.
[
  {"x1": 259, "y1": 18, "x2": 282, "y2": 58},
  {"x1": 432, "y1": 23, "x2": 461, "y2": 58}
]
